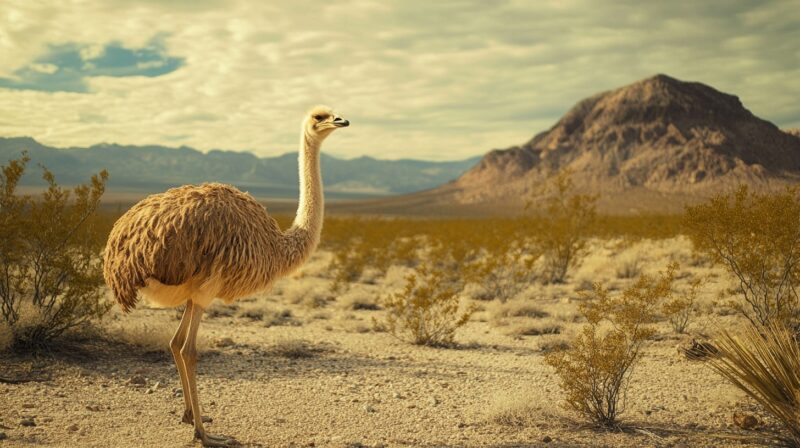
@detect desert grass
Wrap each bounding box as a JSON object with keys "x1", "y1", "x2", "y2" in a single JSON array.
[
  {"x1": 485, "y1": 392, "x2": 542, "y2": 426},
  {"x1": 507, "y1": 320, "x2": 563, "y2": 337},
  {"x1": 271, "y1": 338, "x2": 326, "y2": 359},
  {"x1": 491, "y1": 300, "x2": 549, "y2": 321},
  {"x1": 338, "y1": 291, "x2": 382, "y2": 311},
  {"x1": 107, "y1": 319, "x2": 209, "y2": 354}
]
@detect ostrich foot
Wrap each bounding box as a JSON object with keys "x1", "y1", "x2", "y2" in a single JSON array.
[
  {"x1": 182, "y1": 409, "x2": 212, "y2": 425},
  {"x1": 194, "y1": 429, "x2": 239, "y2": 447}
]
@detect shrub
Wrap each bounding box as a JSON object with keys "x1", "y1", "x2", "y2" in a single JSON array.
[
  {"x1": 466, "y1": 239, "x2": 540, "y2": 302},
  {"x1": 381, "y1": 262, "x2": 476, "y2": 346},
  {"x1": 0, "y1": 153, "x2": 110, "y2": 349},
  {"x1": 532, "y1": 168, "x2": 598, "y2": 284},
  {"x1": 709, "y1": 322, "x2": 800, "y2": 446},
  {"x1": 545, "y1": 262, "x2": 677, "y2": 427},
  {"x1": 662, "y1": 277, "x2": 702, "y2": 334},
  {"x1": 684, "y1": 186, "x2": 800, "y2": 327}
]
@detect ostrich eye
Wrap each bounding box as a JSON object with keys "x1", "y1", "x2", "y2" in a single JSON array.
[{"x1": 313, "y1": 115, "x2": 324, "y2": 121}]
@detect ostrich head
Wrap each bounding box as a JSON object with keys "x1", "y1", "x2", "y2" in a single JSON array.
[{"x1": 304, "y1": 105, "x2": 349, "y2": 143}]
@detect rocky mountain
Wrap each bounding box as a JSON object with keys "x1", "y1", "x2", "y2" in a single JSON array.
[
  {"x1": 0, "y1": 137, "x2": 480, "y2": 199},
  {"x1": 437, "y1": 74, "x2": 800, "y2": 213}
]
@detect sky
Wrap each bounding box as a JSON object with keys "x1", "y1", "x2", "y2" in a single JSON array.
[{"x1": 0, "y1": 1, "x2": 798, "y2": 161}]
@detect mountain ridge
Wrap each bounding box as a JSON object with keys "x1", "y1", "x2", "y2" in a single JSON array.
[
  {"x1": 0, "y1": 136, "x2": 481, "y2": 199},
  {"x1": 437, "y1": 74, "x2": 800, "y2": 212}
]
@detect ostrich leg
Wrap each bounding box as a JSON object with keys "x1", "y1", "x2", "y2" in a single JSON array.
[
  {"x1": 181, "y1": 302, "x2": 237, "y2": 447},
  {"x1": 170, "y1": 302, "x2": 196, "y2": 424}
]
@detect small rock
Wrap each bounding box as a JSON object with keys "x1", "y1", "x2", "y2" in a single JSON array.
[
  {"x1": 202, "y1": 416, "x2": 213, "y2": 423},
  {"x1": 428, "y1": 396, "x2": 439, "y2": 406},
  {"x1": 173, "y1": 388, "x2": 183, "y2": 398},
  {"x1": 733, "y1": 411, "x2": 759, "y2": 430},
  {"x1": 542, "y1": 435, "x2": 552, "y2": 443},
  {"x1": 363, "y1": 405, "x2": 376, "y2": 413},
  {"x1": 680, "y1": 339, "x2": 719, "y2": 360},
  {"x1": 86, "y1": 405, "x2": 102, "y2": 412},
  {"x1": 215, "y1": 337, "x2": 235, "y2": 348},
  {"x1": 20, "y1": 418, "x2": 36, "y2": 427},
  {"x1": 127, "y1": 375, "x2": 146, "y2": 386},
  {"x1": 67, "y1": 424, "x2": 79, "y2": 432},
  {"x1": 392, "y1": 392, "x2": 402, "y2": 399}
]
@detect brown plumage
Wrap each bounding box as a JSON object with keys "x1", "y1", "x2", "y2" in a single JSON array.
[
  {"x1": 104, "y1": 183, "x2": 295, "y2": 312},
  {"x1": 102, "y1": 106, "x2": 348, "y2": 447}
]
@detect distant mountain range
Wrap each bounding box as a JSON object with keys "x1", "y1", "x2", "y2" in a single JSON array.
[
  {"x1": 421, "y1": 74, "x2": 800, "y2": 214},
  {"x1": 0, "y1": 137, "x2": 480, "y2": 199}
]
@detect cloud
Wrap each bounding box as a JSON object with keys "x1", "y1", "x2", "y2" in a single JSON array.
[
  {"x1": 0, "y1": 37, "x2": 183, "y2": 92},
  {"x1": 0, "y1": 0, "x2": 797, "y2": 160}
]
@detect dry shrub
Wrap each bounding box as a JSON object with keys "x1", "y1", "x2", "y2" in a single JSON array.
[
  {"x1": 615, "y1": 253, "x2": 641, "y2": 279},
  {"x1": 205, "y1": 303, "x2": 238, "y2": 318},
  {"x1": 492, "y1": 301, "x2": 549, "y2": 320},
  {"x1": 0, "y1": 153, "x2": 110, "y2": 349},
  {"x1": 709, "y1": 323, "x2": 800, "y2": 446},
  {"x1": 0, "y1": 321, "x2": 12, "y2": 352},
  {"x1": 339, "y1": 292, "x2": 381, "y2": 311},
  {"x1": 507, "y1": 321, "x2": 562, "y2": 337},
  {"x1": 263, "y1": 309, "x2": 298, "y2": 327},
  {"x1": 486, "y1": 393, "x2": 540, "y2": 426},
  {"x1": 109, "y1": 320, "x2": 208, "y2": 353},
  {"x1": 466, "y1": 239, "x2": 539, "y2": 302},
  {"x1": 532, "y1": 168, "x2": 598, "y2": 284},
  {"x1": 662, "y1": 277, "x2": 703, "y2": 334},
  {"x1": 538, "y1": 336, "x2": 571, "y2": 353},
  {"x1": 545, "y1": 263, "x2": 677, "y2": 427},
  {"x1": 684, "y1": 186, "x2": 800, "y2": 327},
  {"x1": 381, "y1": 261, "x2": 475, "y2": 347},
  {"x1": 271, "y1": 338, "x2": 323, "y2": 359}
]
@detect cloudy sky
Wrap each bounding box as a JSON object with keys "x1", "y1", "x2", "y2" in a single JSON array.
[{"x1": 0, "y1": 1, "x2": 798, "y2": 161}]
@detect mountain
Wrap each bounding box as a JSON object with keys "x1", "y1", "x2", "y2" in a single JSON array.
[
  {"x1": 432, "y1": 74, "x2": 800, "y2": 213},
  {"x1": 0, "y1": 137, "x2": 480, "y2": 199}
]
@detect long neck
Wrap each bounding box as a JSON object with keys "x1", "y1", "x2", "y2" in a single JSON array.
[{"x1": 283, "y1": 130, "x2": 324, "y2": 271}]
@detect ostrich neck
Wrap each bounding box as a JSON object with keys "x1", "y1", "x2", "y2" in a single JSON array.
[{"x1": 283, "y1": 132, "x2": 324, "y2": 271}]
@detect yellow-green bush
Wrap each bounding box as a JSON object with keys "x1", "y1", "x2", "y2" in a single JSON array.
[
  {"x1": 545, "y1": 263, "x2": 677, "y2": 427},
  {"x1": 0, "y1": 153, "x2": 110, "y2": 350},
  {"x1": 662, "y1": 277, "x2": 702, "y2": 334},
  {"x1": 684, "y1": 186, "x2": 800, "y2": 327},
  {"x1": 380, "y1": 257, "x2": 476, "y2": 346},
  {"x1": 530, "y1": 169, "x2": 598, "y2": 284}
]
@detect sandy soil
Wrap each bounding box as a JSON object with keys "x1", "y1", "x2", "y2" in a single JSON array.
[{"x1": 0, "y1": 238, "x2": 777, "y2": 447}]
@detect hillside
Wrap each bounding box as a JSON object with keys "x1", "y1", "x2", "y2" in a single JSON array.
[
  {"x1": 0, "y1": 137, "x2": 480, "y2": 199},
  {"x1": 434, "y1": 74, "x2": 800, "y2": 213}
]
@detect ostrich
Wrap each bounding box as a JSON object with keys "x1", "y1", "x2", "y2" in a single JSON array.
[{"x1": 103, "y1": 106, "x2": 349, "y2": 447}]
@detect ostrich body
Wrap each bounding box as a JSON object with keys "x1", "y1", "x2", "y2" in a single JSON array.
[{"x1": 103, "y1": 106, "x2": 348, "y2": 446}]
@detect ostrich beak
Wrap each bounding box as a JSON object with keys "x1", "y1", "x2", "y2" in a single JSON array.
[{"x1": 333, "y1": 117, "x2": 350, "y2": 127}]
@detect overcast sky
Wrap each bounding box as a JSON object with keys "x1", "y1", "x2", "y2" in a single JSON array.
[{"x1": 0, "y1": 0, "x2": 798, "y2": 160}]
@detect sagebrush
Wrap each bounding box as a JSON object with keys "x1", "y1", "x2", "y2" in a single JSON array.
[
  {"x1": 684, "y1": 186, "x2": 800, "y2": 327},
  {"x1": 531, "y1": 168, "x2": 598, "y2": 284},
  {"x1": 380, "y1": 259, "x2": 475, "y2": 346},
  {"x1": 0, "y1": 153, "x2": 110, "y2": 349},
  {"x1": 545, "y1": 263, "x2": 677, "y2": 427}
]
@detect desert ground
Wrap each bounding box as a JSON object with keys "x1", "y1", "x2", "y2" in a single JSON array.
[{"x1": 0, "y1": 237, "x2": 775, "y2": 447}]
